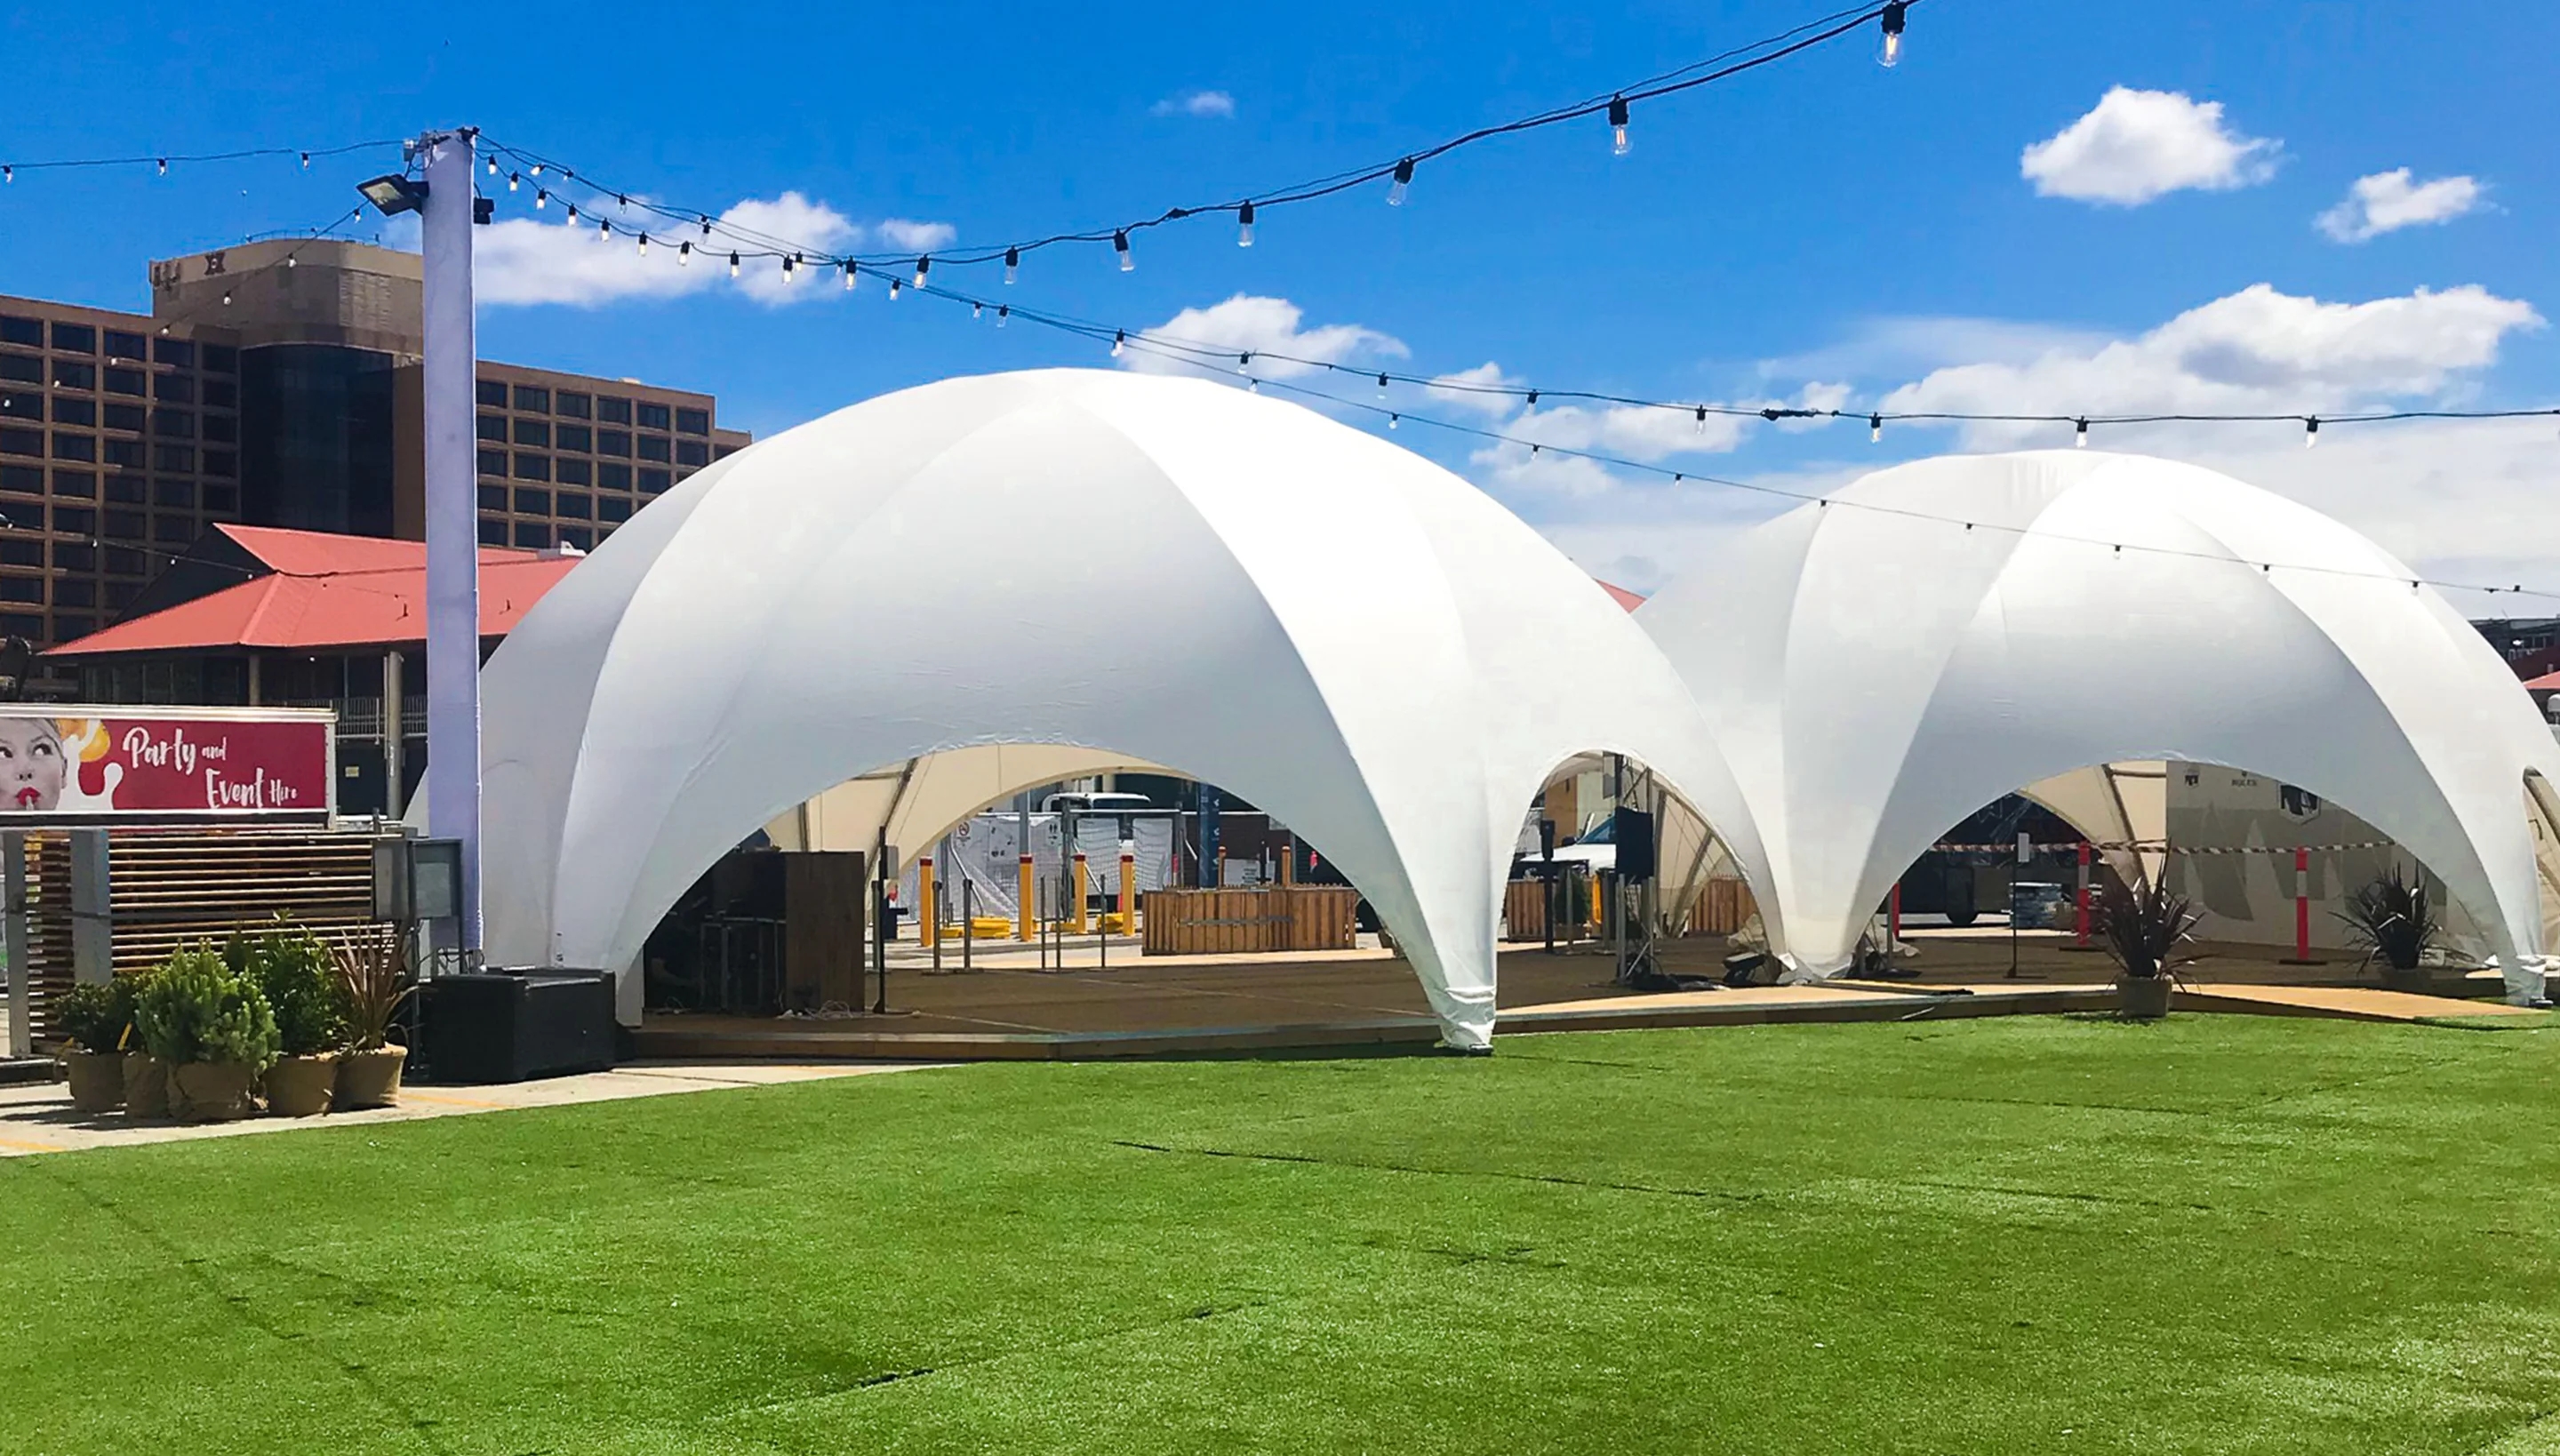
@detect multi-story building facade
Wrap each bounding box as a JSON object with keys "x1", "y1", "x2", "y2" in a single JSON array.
[{"x1": 0, "y1": 239, "x2": 748, "y2": 648}]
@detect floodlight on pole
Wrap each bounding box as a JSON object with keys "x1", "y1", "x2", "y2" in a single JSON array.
[{"x1": 356, "y1": 174, "x2": 428, "y2": 217}]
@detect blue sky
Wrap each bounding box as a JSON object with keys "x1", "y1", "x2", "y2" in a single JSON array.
[{"x1": 4, "y1": 0, "x2": 2554, "y2": 592}]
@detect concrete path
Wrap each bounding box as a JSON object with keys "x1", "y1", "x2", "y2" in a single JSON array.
[{"x1": 0, "y1": 1060, "x2": 941, "y2": 1156}]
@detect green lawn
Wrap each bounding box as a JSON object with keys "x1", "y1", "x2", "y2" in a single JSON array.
[{"x1": 5, "y1": 1016, "x2": 2560, "y2": 1454}]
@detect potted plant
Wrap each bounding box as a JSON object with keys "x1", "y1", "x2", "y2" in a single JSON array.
[
  {"x1": 118, "y1": 964, "x2": 172, "y2": 1119},
  {"x1": 332, "y1": 923, "x2": 414, "y2": 1109},
  {"x1": 53, "y1": 978, "x2": 134, "y2": 1114},
  {"x1": 243, "y1": 922, "x2": 348, "y2": 1116},
  {"x1": 2095, "y1": 876, "x2": 2199, "y2": 1020},
  {"x1": 2337, "y1": 865, "x2": 2439, "y2": 996},
  {"x1": 132, "y1": 945, "x2": 280, "y2": 1122}
]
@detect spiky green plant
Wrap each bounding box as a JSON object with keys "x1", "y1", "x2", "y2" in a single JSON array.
[
  {"x1": 234, "y1": 918, "x2": 348, "y2": 1056},
  {"x1": 132, "y1": 945, "x2": 280, "y2": 1070},
  {"x1": 2096, "y1": 876, "x2": 2201, "y2": 981},
  {"x1": 53, "y1": 977, "x2": 136, "y2": 1052},
  {"x1": 2335, "y1": 865, "x2": 2439, "y2": 973},
  {"x1": 331, "y1": 923, "x2": 414, "y2": 1051}
]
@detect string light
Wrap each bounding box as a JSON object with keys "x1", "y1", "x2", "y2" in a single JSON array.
[
  {"x1": 1237, "y1": 201, "x2": 1256, "y2": 247},
  {"x1": 781, "y1": 253, "x2": 796, "y2": 282},
  {"x1": 156, "y1": 158, "x2": 166, "y2": 176},
  {"x1": 530, "y1": 164, "x2": 543, "y2": 178},
  {"x1": 535, "y1": 188, "x2": 548, "y2": 210},
  {"x1": 1004, "y1": 246, "x2": 1020, "y2": 284},
  {"x1": 913, "y1": 256, "x2": 930, "y2": 289},
  {"x1": 889, "y1": 277, "x2": 901, "y2": 300},
  {"x1": 1387, "y1": 157, "x2": 1413, "y2": 206},
  {"x1": 300, "y1": 152, "x2": 311, "y2": 170},
  {"x1": 996, "y1": 304, "x2": 1009, "y2": 328},
  {"x1": 2305, "y1": 416, "x2": 2320, "y2": 449},
  {"x1": 1112, "y1": 330, "x2": 1126, "y2": 358},
  {"x1": 1236, "y1": 352, "x2": 1253, "y2": 374},
  {"x1": 1388, "y1": 414, "x2": 1400, "y2": 430},
  {"x1": 843, "y1": 260, "x2": 857, "y2": 291},
  {"x1": 1695, "y1": 405, "x2": 1708, "y2": 434},
  {"x1": 1608, "y1": 96, "x2": 1632, "y2": 156},
  {"x1": 485, "y1": 156, "x2": 497, "y2": 177},
  {"x1": 596, "y1": 217, "x2": 610, "y2": 242},
  {"x1": 3, "y1": 167, "x2": 11, "y2": 184},
  {"x1": 636, "y1": 232, "x2": 648, "y2": 257},
  {"x1": 508, "y1": 172, "x2": 520, "y2": 193},
  {"x1": 565, "y1": 203, "x2": 580, "y2": 224},
  {"x1": 2075, "y1": 417, "x2": 2089, "y2": 448},
  {"x1": 728, "y1": 252, "x2": 740, "y2": 278},
  {"x1": 1115, "y1": 229, "x2": 1133, "y2": 271},
  {"x1": 972, "y1": 301, "x2": 982, "y2": 319},
  {"x1": 1378, "y1": 372, "x2": 1389, "y2": 399},
  {"x1": 1870, "y1": 413, "x2": 1883, "y2": 444},
  {"x1": 1878, "y1": 0, "x2": 1908, "y2": 67},
  {"x1": 679, "y1": 240, "x2": 692, "y2": 267}
]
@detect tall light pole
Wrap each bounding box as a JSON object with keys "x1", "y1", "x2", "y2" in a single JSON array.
[{"x1": 362, "y1": 129, "x2": 484, "y2": 960}]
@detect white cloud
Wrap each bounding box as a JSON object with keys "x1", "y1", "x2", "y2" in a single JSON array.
[
  {"x1": 875, "y1": 218, "x2": 958, "y2": 252},
  {"x1": 2020, "y1": 87, "x2": 2280, "y2": 204},
  {"x1": 1877, "y1": 283, "x2": 2541, "y2": 445},
  {"x1": 476, "y1": 193, "x2": 949, "y2": 308},
  {"x1": 1424, "y1": 362, "x2": 1527, "y2": 419},
  {"x1": 1760, "y1": 316, "x2": 2115, "y2": 383},
  {"x1": 1118, "y1": 294, "x2": 1405, "y2": 380},
  {"x1": 1151, "y1": 89, "x2": 1236, "y2": 119},
  {"x1": 2316, "y1": 168, "x2": 2485, "y2": 243}
]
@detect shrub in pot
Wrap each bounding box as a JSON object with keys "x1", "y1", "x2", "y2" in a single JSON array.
[
  {"x1": 2337, "y1": 865, "x2": 2440, "y2": 995},
  {"x1": 2096, "y1": 876, "x2": 2199, "y2": 1020},
  {"x1": 133, "y1": 946, "x2": 280, "y2": 1122},
  {"x1": 53, "y1": 978, "x2": 134, "y2": 1114},
  {"x1": 332, "y1": 924, "x2": 414, "y2": 1109},
  {"x1": 242, "y1": 922, "x2": 348, "y2": 1116},
  {"x1": 116, "y1": 966, "x2": 172, "y2": 1118}
]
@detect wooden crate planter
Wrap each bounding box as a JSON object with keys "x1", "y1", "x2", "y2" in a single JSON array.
[{"x1": 1140, "y1": 887, "x2": 1358, "y2": 956}]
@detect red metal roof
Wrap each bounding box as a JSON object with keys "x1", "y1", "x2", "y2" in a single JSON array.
[
  {"x1": 48, "y1": 527, "x2": 577, "y2": 657},
  {"x1": 1596, "y1": 580, "x2": 1645, "y2": 612},
  {"x1": 2524, "y1": 669, "x2": 2560, "y2": 692}
]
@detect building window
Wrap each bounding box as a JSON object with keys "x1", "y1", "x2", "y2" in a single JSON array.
[
  {"x1": 52, "y1": 432, "x2": 96, "y2": 462},
  {"x1": 596, "y1": 396, "x2": 632, "y2": 425},
  {"x1": 478, "y1": 484, "x2": 507, "y2": 512},
  {"x1": 0, "y1": 540, "x2": 39, "y2": 567},
  {"x1": 104, "y1": 438, "x2": 143, "y2": 468},
  {"x1": 0, "y1": 613, "x2": 41, "y2": 638},
  {"x1": 151, "y1": 408, "x2": 195, "y2": 438},
  {"x1": 202, "y1": 345, "x2": 237, "y2": 373},
  {"x1": 153, "y1": 514, "x2": 193, "y2": 543},
  {"x1": 103, "y1": 582, "x2": 136, "y2": 609},
  {"x1": 599, "y1": 496, "x2": 631, "y2": 523},
  {"x1": 512, "y1": 452, "x2": 551, "y2": 482},
  {"x1": 54, "y1": 614, "x2": 93, "y2": 641},
  {"x1": 513, "y1": 520, "x2": 551, "y2": 548},
  {"x1": 714, "y1": 443, "x2": 741, "y2": 460},
  {"x1": 477, "y1": 447, "x2": 507, "y2": 477},
  {"x1": 595, "y1": 428, "x2": 631, "y2": 457},
  {"x1": 153, "y1": 338, "x2": 194, "y2": 368},
  {"x1": 52, "y1": 468, "x2": 94, "y2": 498},
  {"x1": 53, "y1": 542, "x2": 94, "y2": 572},
  {"x1": 0, "y1": 428, "x2": 39, "y2": 458},
  {"x1": 104, "y1": 547, "x2": 145, "y2": 576},
  {"x1": 556, "y1": 391, "x2": 591, "y2": 420},
  {"x1": 512, "y1": 384, "x2": 550, "y2": 413},
  {"x1": 0, "y1": 354, "x2": 37, "y2": 384},
  {"x1": 636, "y1": 434, "x2": 671, "y2": 462},
  {"x1": 50, "y1": 323, "x2": 96, "y2": 355},
  {"x1": 52, "y1": 396, "x2": 96, "y2": 427},
  {"x1": 476, "y1": 379, "x2": 508, "y2": 407},
  {"x1": 556, "y1": 457, "x2": 591, "y2": 486},
  {"x1": 556, "y1": 492, "x2": 591, "y2": 519},
  {"x1": 203, "y1": 485, "x2": 236, "y2": 513},
  {"x1": 203, "y1": 450, "x2": 236, "y2": 478},
  {"x1": 476, "y1": 414, "x2": 507, "y2": 442},
  {"x1": 154, "y1": 373, "x2": 194, "y2": 404},
  {"x1": 0, "y1": 465, "x2": 40, "y2": 494},
  {"x1": 0, "y1": 395, "x2": 34, "y2": 421},
  {"x1": 676, "y1": 439, "x2": 708, "y2": 467},
  {"x1": 597, "y1": 461, "x2": 631, "y2": 491},
  {"x1": 51, "y1": 360, "x2": 95, "y2": 391},
  {"x1": 52, "y1": 506, "x2": 94, "y2": 535},
  {"x1": 0, "y1": 577, "x2": 43, "y2": 604},
  {"x1": 203, "y1": 379, "x2": 236, "y2": 409},
  {"x1": 675, "y1": 407, "x2": 709, "y2": 436},
  {"x1": 639, "y1": 468, "x2": 671, "y2": 494},
  {"x1": 555, "y1": 423, "x2": 591, "y2": 453},
  {"x1": 151, "y1": 444, "x2": 196, "y2": 473},
  {"x1": 0, "y1": 317, "x2": 38, "y2": 347},
  {"x1": 54, "y1": 579, "x2": 93, "y2": 608},
  {"x1": 103, "y1": 402, "x2": 144, "y2": 432},
  {"x1": 479, "y1": 516, "x2": 508, "y2": 546},
  {"x1": 202, "y1": 414, "x2": 236, "y2": 444},
  {"x1": 636, "y1": 402, "x2": 671, "y2": 430},
  {"x1": 154, "y1": 480, "x2": 195, "y2": 508},
  {"x1": 105, "y1": 331, "x2": 147, "y2": 362},
  {"x1": 513, "y1": 487, "x2": 551, "y2": 515},
  {"x1": 558, "y1": 525, "x2": 591, "y2": 551},
  {"x1": 104, "y1": 368, "x2": 145, "y2": 397},
  {"x1": 104, "y1": 473, "x2": 143, "y2": 502},
  {"x1": 103, "y1": 511, "x2": 142, "y2": 541},
  {"x1": 512, "y1": 418, "x2": 550, "y2": 448}
]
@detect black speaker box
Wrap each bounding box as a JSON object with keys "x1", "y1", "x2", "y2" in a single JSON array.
[
  {"x1": 1612, "y1": 807, "x2": 1657, "y2": 882},
  {"x1": 420, "y1": 972, "x2": 617, "y2": 1084}
]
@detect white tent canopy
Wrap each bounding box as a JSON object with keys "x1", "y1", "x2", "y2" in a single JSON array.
[
  {"x1": 1637, "y1": 451, "x2": 2559, "y2": 1001},
  {"x1": 472, "y1": 368, "x2": 1774, "y2": 1047}
]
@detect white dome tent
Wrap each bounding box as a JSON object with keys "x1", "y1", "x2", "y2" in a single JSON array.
[
  {"x1": 1637, "y1": 451, "x2": 2560, "y2": 1003},
  {"x1": 471, "y1": 368, "x2": 1775, "y2": 1049}
]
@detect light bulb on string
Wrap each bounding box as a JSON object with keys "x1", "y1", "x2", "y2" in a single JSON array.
[
  {"x1": 1377, "y1": 373, "x2": 1389, "y2": 400},
  {"x1": 1247, "y1": 378, "x2": 1260, "y2": 394},
  {"x1": 1114, "y1": 230, "x2": 1133, "y2": 272},
  {"x1": 679, "y1": 241, "x2": 692, "y2": 267},
  {"x1": 1236, "y1": 352, "x2": 1252, "y2": 375},
  {"x1": 1878, "y1": 0, "x2": 1907, "y2": 68},
  {"x1": 700, "y1": 216, "x2": 712, "y2": 236},
  {"x1": 2075, "y1": 418, "x2": 2089, "y2": 448},
  {"x1": 484, "y1": 156, "x2": 496, "y2": 177},
  {"x1": 616, "y1": 195, "x2": 628, "y2": 213},
  {"x1": 972, "y1": 301, "x2": 982, "y2": 319},
  {"x1": 535, "y1": 188, "x2": 548, "y2": 209},
  {"x1": 3, "y1": 167, "x2": 12, "y2": 183},
  {"x1": 565, "y1": 204, "x2": 580, "y2": 224},
  {"x1": 2304, "y1": 416, "x2": 2320, "y2": 449},
  {"x1": 156, "y1": 158, "x2": 166, "y2": 176},
  {"x1": 1387, "y1": 157, "x2": 1413, "y2": 206},
  {"x1": 1004, "y1": 246, "x2": 1020, "y2": 285},
  {"x1": 1694, "y1": 405, "x2": 1708, "y2": 434},
  {"x1": 596, "y1": 217, "x2": 610, "y2": 242},
  {"x1": 508, "y1": 172, "x2": 521, "y2": 193},
  {"x1": 996, "y1": 304, "x2": 1009, "y2": 329},
  {"x1": 888, "y1": 277, "x2": 901, "y2": 300},
  {"x1": 636, "y1": 232, "x2": 648, "y2": 258},
  {"x1": 285, "y1": 255, "x2": 295, "y2": 268},
  {"x1": 1869, "y1": 413, "x2": 1883, "y2": 444},
  {"x1": 301, "y1": 152, "x2": 311, "y2": 170},
  {"x1": 913, "y1": 257, "x2": 930, "y2": 289},
  {"x1": 1111, "y1": 330, "x2": 1126, "y2": 358},
  {"x1": 220, "y1": 292, "x2": 231, "y2": 307},
  {"x1": 781, "y1": 253, "x2": 797, "y2": 283},
  {"x1": 530, "y1": 164, "x2": 543, "y2": 178},
  {"x1": 1237, "y1": 201, "x2": 1256, "y2": 247},
  {"x1": 1388, "y1": 414, "x2": 1400, "y2": 430},
  {"x1": 1608, "y1": 95, "x2": 1631, "y2": 156},
  {"x1": 728, "y1": 252, "x2": 740, "y2": 279},
  {"x1": 842, "y1": 260, "x2": 857, "y2": 291}
]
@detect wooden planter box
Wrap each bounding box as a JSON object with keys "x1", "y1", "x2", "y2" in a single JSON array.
[{"x1": 1140, "y1": 887, "x2": 1358, "y2": 956}]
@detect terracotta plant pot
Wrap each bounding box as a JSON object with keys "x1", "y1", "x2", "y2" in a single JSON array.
[
  {"x1": 123, "y1": 1052, "x2": 172, "y2": 1118},
  {"x1": 63, "y1": 1049, "x2": 124, "y2": 1113},
  {"x1": 168, "y1": 1061, "x2": 261, "y2": 1123},
  {"x1": 335, "y1": 1044, "x2": 407, "y2": 1109},
  {"x1": 264, "y1": 1053, "x2": 339, "y2": 1117},
  {"x1": 2117, "y1": 976, "x2": 2174, "y2": 1020}
]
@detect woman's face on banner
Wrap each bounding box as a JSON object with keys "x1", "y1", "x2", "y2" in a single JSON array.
[{"x1": 0, "y1": 716, "x2": 68, "y2": 810}]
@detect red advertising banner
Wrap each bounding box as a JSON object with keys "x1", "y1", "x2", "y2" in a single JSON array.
[{"x1": 0, "y1": 708, "x2": 334, "y2": 820}]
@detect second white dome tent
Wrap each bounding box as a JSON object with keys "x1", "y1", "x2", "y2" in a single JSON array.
[
  {"x1": 1636, "y1": 451, "x2": 2559, "y2": 1001},
  {"x1": 470, "y1": 368, "x2": 1777, "y2": 1049}
]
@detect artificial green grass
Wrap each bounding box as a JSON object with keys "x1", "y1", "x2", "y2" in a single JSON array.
[{"x1": 5, "y1": 1016, "x2": 2560, "y2": 1454}]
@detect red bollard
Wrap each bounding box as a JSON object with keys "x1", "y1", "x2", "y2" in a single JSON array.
[
  {"x1": 1888, "y1": 881, "x2": 1901, "y2": 947},
  {"x1": 2292, "y1": 845, "x2": 2312, "y2": 962}
]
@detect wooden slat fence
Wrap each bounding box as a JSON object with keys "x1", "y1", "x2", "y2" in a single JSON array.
[{"x1": 1140, "y1": 886, "x2": 1359, "y2": 956}]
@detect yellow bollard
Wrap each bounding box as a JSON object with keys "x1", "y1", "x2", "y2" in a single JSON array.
[
  {"x1": 917, "y1": 857, "x2": 937, "y2": 949},
  {"x1": 1017, "y1": 854, "x2": 1036, "y2": 940},
  {"x1": 1071, "y1": 853, "x2": 1089, "y2": 932},
  {"x1": 1119, "y1": 853, "x2": 1136, "y2": 939}
]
